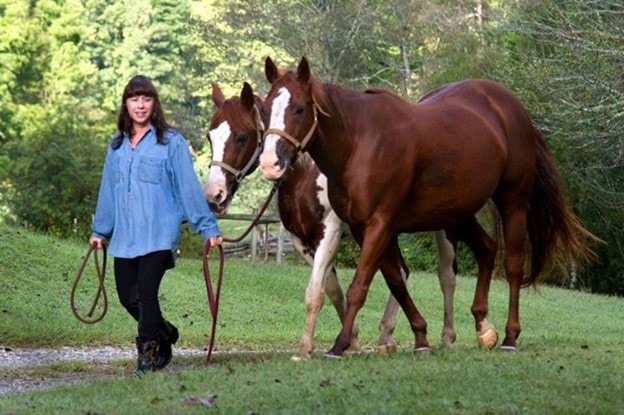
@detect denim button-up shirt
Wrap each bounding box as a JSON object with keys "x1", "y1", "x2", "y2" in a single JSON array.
[{"x1": 91, "y1": 127, "x2": 220, "y2": 263}]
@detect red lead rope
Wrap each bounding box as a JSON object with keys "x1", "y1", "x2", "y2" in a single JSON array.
[
  {"x1": 202, "y1": 185, "x2": 278, "y2": 365},
  {"x1": 202, "y1": 241, "x2": 225, "y2": 365}
]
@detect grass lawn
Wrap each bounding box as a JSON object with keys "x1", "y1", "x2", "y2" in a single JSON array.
[{"x1": 1, "y1": 223, "x2": 623, "y2": 414}]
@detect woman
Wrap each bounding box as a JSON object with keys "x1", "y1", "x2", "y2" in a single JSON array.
[{"x1": 90, "y1": 75, "x2": 222, "y2": 376}]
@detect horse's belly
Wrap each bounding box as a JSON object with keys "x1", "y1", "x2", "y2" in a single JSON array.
[
  {"x1": 395, "y1": 135, "x2": 505, "y2": 230},
  {"x1": 400, "y1": 184, "x2": 495, "y2": 231}
]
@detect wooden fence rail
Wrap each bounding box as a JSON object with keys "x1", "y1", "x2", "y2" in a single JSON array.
[{"x1": 219, "y1": 214, "x2": 290, "y2": 264}]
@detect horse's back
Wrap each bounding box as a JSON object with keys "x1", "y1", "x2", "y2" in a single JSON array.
[
  {"x1": 342, "y1": 80, "x2": 538, "y2": 230},
  {"x1": 419, "y1": 79, "x2": 535, "y2": 138}
]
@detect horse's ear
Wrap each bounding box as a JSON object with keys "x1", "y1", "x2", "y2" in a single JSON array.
[
  {"x1": 212, "y1": 83, "x2": 225, "y2": 107},
  {"x1": 297, "y1": 56, "x2": 311, "y2": 83},
  {"x1": 265, "y1": 57, "x2": 279, "y2": 84},
  {"x1": 241, "y1": 82, "x2": 255, "y2": 111}
]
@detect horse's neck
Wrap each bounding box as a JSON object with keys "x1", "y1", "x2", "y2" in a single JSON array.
[
  {"x1": 275, "y1": 155, "x2": 316, "y2": 205},
  {"x1": 309, "y1": 84, "x2": 354, "y2": 180},
  {"x1": 282, "y1": 154, "x2": 313, "y2": 184}
]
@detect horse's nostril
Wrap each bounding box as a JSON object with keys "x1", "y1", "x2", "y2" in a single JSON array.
[{"x1": 215, "y1": 190, "x2": 224, "y2": 203}]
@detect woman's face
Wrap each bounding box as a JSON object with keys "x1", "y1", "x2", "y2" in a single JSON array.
[{"x1": 126, "y1": 95, "x2": 154, "y2": 127}]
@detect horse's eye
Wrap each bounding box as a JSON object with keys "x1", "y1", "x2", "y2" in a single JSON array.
[
  {"x1": 234, "y1": 134, "x2": 248, "y2": 146},
  {"x1": 294, "y1": 105, "x2": 305, "y2": 116}
]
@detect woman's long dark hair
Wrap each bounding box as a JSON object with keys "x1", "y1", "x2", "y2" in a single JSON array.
[{"x1": 111, "y1": 75, "x2": 171, "y2": 149}]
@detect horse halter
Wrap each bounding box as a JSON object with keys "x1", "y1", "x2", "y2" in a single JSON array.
[
  {"x1": 263, "y1": 99, "x2": 323, "y2": 155},
  {"x1": 209, "y1": 103, "x2": 265, "y2": 183}
]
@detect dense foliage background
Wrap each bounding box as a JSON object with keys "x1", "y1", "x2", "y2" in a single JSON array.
[{"x1": 0, "y1": 0, "x2": 622, "y2": 295}]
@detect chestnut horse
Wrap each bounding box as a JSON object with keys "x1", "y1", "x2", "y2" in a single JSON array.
[
  {"x1": 204, "y1": 82, "x2": 461, "y2": 359},
  {"x1": 259, "y1": 57, "x2": 597, "y2": 356}
]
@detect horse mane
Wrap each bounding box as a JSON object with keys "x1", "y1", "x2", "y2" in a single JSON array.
[
  {"x1": 309, "y1": 75, "x2": 330, "y2": 115},
  {"x1": 211, "y1": 96, "x2": 258, "y2": 133},
  {"x1": 311, "y1": 78, "x2": 415, "y2": 119}
]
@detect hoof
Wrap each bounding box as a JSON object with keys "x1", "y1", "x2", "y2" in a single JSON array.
[
  {"x1": 477, "y1": 325, "x2": 498, "y2": 349},
  {"x1": 377, "y1": 343, "x2": 398, "y2": 355},
  {"x1": 414, "y1": 346, "x2": 432, "y2": 353},
  {"x1": 441, "y1": 340, "x2": 454, "y2": 349},
  {"x1": 441, "y1": 329, "x2": 457, "y2": 348},
  {"x1": 500, "y1": 345, "x2": 517, "y2": 352},
  {"x1": 291, "y1": 353, "x2": 311, "y2": 362},
  {"x1": 323, "y1": 352, "x2": 342, "y2": 360},
  {"x1": 347, "y1": 339, "x2": 362, "y2": 353}
]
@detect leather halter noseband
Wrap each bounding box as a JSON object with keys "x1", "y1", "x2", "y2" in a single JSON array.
[
  {"x1": 263, "y1": 100, "x2": 323, "y2": 154},
  {"x1": 209, "y1": 103, "x2": 265, "y2": 183}
]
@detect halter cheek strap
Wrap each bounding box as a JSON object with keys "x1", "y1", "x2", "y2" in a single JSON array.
[
  {"x1": 263, "y1": 100, "x2": 322, "y2": 154},
  {"x1": 209, "y1": 159, "x2": 246, "y2": 181},
  {"x1": 263, "y1": 128, "x2": 306, "y2": 152}
]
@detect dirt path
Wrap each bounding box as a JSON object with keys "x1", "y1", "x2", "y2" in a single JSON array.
[{"x1": 0, "y1": 345, "x2": 205, "y2": 396}]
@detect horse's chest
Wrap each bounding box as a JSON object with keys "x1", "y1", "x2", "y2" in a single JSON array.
[{"x1": 278, "y1": 171, "x2": 332, "y2": 245}]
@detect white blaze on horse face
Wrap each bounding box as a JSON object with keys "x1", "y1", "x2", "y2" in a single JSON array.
[
  {"x1": 259, "y1": 87, "x2": 291, "y2": 181},
  {"x1": 204, "y1": 121, "x2": 230, "y2": 204}
]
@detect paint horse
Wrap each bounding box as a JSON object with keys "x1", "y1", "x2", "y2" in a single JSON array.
[
  {"x1": 204, "y1": 82, "x2": 461, "y2": 360},
  {"x1": 259, "y1": 57, "x2": 598, "y2": 356}
]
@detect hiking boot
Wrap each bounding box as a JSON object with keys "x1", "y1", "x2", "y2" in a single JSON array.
[
  {"x1": 154, "y1": 320, "x2": 179, "y2": 371},
  {"x1": 135, "y1": 339, "x2": 158, "y2": 377}
]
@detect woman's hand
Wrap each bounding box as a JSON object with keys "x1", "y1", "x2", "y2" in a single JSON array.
[
  {"x1": 209, "y1": 235, "x2": 223, "y2": 247},
  {"x1": 89, "y1": 236, "x2": 104, "y2": 250}
]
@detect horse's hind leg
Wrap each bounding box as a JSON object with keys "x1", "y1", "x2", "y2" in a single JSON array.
[
  {"x1": 498, "y1": 204, "x2": 528, "y2": 350},
  {"x1": 435, "y1": 230, "x2": 458, "y2": 347},
  {"x1": 450, "y1": 217, "x2": 498, "y2": 348}
]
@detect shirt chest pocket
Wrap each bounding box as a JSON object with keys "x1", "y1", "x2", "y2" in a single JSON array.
[{"x1": 138, "y1": 157, "x2": 165, "y2": 184}]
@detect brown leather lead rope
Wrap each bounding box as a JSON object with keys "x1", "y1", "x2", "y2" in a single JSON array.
[
  {"x1": 202, "y1": 184, "x2": 278, "y2": 365},
  {"x1": 70, "y1": 244, "x2": 108, "y2": 324},
  {"x1": 202, "y1": 240, "x2": 224, "y2": 366}
]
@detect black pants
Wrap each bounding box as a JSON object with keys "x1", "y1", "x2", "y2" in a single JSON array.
[{"x1": 114, "y1": 250, "x2": 172, "y2": 342}]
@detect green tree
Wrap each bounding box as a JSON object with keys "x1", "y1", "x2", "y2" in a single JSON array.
[
  {"x1": 1, "y1": 0, "x2": 210, "y2": 238},
  {"x1": 0, "y1": 0, "x2": 107, "y2": 236},
  {"x1": 490, "y1": 0, "x2": 624, "y2": 294}
]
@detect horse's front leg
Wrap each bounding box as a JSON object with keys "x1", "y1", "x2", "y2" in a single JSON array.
[
  {"x1": 290, "y1": 235, "x2": 324, "y2": 361},
  {"x1": 377, "y1": 249, "x2": 409, "y2": 354},
  {"x1": 318, "y1": 215, "x2": 361, "y2": 353},
  {"x1": 324, "y1": 266, "x2": 361, "y2": 353},
  {"x1": 378, "y1": 231, "x2": 457, "y2": 351},
  {"x1": 326, "y1": 224, "x2": 391, "y2": 358},
  {"x1": 378, "y1": 238, "x2": 430, "y2": 352},
  {"x1": 292, "y1": 215, "x2": 355, "y2": 361},
  {"x1": 377, "y1": 283, "x2": 401, "y2": 355}
]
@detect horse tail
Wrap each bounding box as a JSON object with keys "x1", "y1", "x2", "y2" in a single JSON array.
[{"x1": 524, "y1": 128, "x2": 601, "y2": 286}]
